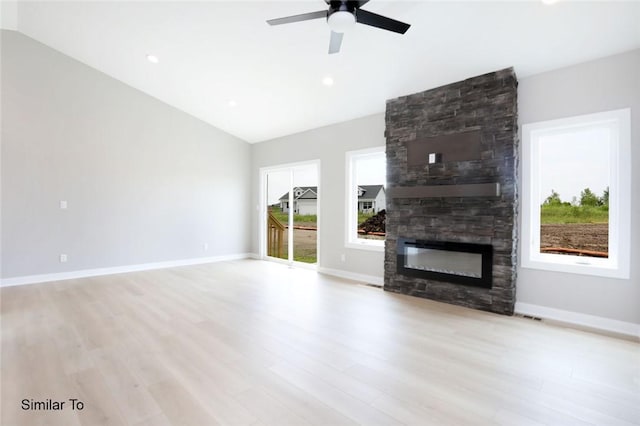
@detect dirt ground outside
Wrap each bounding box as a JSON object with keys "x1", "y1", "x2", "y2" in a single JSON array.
[
  {"x1": 540, "y1": 223, "x2": 608, "y2": 254},
  {"x1": 291, "y1": 228, "x2": 318, "y2": 263},
  {"x1": 270, "y1": 228, "x2": 318, "y2": 263}
]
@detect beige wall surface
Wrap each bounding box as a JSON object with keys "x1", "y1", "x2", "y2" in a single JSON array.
[{"x1": 1, "y1": 30, "x2": 251, "y2": 278}]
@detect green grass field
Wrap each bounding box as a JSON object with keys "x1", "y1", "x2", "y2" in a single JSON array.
[
  {"x1": 540, "y1": 204, "x2": 608, "y2": 224},
  {"x1": 270, "y1": 210, "x2": 317, "y2": 225}
]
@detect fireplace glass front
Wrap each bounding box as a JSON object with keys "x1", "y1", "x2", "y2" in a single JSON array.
[{"x1": 397, "y1": 239, "x2": 493, "y2": 288}]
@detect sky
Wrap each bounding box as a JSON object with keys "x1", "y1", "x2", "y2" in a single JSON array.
[
  {"x1": 537, "y1": 126, "x2": 610, "y2": 204},
  {"x1": 355, "y1": 154, "x2": 386, "y2": 186}
]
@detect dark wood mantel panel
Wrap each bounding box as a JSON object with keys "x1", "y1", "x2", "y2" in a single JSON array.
[
  {"x1": 407, "y1": 130, "x2": 482, "y2": 166},
  {"x1": 387, "y1": 183, "x2": 500, "y2": 199}
]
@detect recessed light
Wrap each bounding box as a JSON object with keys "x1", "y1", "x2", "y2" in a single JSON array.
[
  {"x1": 228, "y1": 100, "x2": 238, "y2": 107},
  {"x1": 541, "y1": 0, "x2": 559, "y2": 4},
  {"x1": 322, "y1": 76, "x2": 334, "y2": 87},
  {"x1": 146, "y1": 54, "x2": 159, "y2": 64}
]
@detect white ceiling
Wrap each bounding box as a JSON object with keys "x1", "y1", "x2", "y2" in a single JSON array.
[{"x1": 5, "y1": 1, "x2": 640, "y2": 143}]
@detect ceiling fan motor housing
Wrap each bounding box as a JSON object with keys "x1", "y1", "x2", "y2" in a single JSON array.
[{"x1": 328, "y1": 1, "x2": 358, "y2": 15}]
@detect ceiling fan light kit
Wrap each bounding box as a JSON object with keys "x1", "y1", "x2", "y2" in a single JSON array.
[
  {"x1": 267, "y1": 0, "x2": 410, "y2": 54},
  {"x1": 327, "y1": 10, "x2": 356, "y2": 33}
]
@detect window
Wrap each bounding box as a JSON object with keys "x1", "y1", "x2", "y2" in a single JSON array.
[
  {"x1": 346, "y1": 147, "x2": 386, "y2": 250},
  {"x1": 521, "y1": 109, "x2": 630, "y2": 278}
]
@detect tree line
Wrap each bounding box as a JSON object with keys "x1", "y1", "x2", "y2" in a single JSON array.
[
  {"x1": 543, "y1": 187, "x2": 609, "y2": 208},
  {"x1": 541, "y1": 187, "x2": 609, "y2": 224}
]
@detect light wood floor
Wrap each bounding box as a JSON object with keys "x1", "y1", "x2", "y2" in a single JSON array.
[{"x1": 1, "y1": 260, "x2": 639, "y2": 426}]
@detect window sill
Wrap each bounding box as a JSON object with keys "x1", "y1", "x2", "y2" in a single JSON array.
[
  {"x1": 345, "y1": 241, "x2": 385, "y2": 252},
  {"x1": 521, "y1": 256, "x2": 629, "y2": 279}
]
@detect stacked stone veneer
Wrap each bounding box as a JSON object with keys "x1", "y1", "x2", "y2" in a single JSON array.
[{"x1": 384, "y1": 68, "x2": 518, "y2": 315}]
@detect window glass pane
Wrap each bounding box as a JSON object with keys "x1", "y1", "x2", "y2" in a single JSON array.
[
  {"x1": 292, "y1": 167, "x2": 318, "y2": 264},
  {"x1": 266, "y1": 170, "x2": 290, "y2": 261},
  {"x1": 537, "y1": 125, "x2": 610, "y2": 258},
  {"x1": 354, "y1": 152, "x2": 386, "y2": 241}
]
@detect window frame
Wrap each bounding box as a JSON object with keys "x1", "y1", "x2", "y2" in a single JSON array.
[
  {"x1": 345, "y1": 147, "x2": 386, "y2": 252},
  {"x1": 521, "y1": 108, "x2": 631, "y2": 279}
]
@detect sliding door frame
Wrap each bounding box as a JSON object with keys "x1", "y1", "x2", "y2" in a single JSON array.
[{"x1": 259, "y1": 159, "x2": 321, "y2": 268}]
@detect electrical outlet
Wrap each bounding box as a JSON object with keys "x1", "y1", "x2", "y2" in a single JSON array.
[
  {"x1": 203, "y1": 243, "x2": 209, "y2": 251},
  {"x1": 60, "y1": 254, "x2": 68, "y2": 263},
  {"x1": 60, "y1": 200, "x2": 68, "y2": 209},
  {"x1": 340, "y1": 253, "x2": 346, "y2": 262}
]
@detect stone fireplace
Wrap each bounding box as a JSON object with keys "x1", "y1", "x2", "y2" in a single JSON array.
[{"x1": 384, "y1": 68, "x2": 518, "y2": 315}]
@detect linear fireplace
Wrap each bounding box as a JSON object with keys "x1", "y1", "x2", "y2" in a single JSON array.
[{"x1": 397, "y1": 239, "x2": 493, "y2": 289}]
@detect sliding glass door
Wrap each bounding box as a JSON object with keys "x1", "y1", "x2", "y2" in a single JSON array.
[{"x1": 262, "y1": 161, "x2": 319, "y2": 266}]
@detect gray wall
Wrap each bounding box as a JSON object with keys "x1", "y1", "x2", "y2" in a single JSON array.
[
  {"x1": 1, "y1": 30, "x2": 251, "y2": 278},
  {"x1": 250, "y1": 114, "x2": 386, "y2": 279},
  {"x1": 517, "y1": 49, "x2": 640, "y2": 324}
]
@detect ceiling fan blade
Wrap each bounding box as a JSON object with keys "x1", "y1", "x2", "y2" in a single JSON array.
[
  {"x1": 356, "y1": 9, "x2": 410, "y2": 34},
  {"x1": 328, "y1": 31, "x2": 344, "y2": 54},
  {"x1": 356, "y1": 1, "x2": 371, "y2": 7},
  {"x1": 267, "y1": 10, "x2": 327, "y2": 26}
]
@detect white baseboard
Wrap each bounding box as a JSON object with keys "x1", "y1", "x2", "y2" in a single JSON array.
[
  {"x1": 0, "y1": 253, "x2": 252, "y2": 287},
  {"x1": 515, "y1": 302, "x2": 640, "y2": 339},
  {"x1": 318, "y1": 267, "x2": 383, "y2": 287}
]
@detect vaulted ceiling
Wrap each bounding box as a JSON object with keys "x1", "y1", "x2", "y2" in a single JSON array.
[{"x1": 3, "y1": 1, "x2": 640, "y2": 142}]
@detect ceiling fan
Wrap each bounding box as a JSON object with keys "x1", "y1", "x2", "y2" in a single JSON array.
[{"x1": 267, "y1": 0, "x2": 411, "y2": 54}]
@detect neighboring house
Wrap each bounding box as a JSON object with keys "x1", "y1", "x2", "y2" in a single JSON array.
[
  {"x1": 357, "y1": 185, "x2": 386, "y2": 214},
  {"x1": 278, "y1": 185, "x2": 386, "y2": 215},
  {"x1": 279, "y1": 187, "x2": 318, "y2": 215}
]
